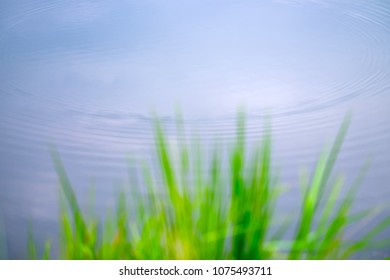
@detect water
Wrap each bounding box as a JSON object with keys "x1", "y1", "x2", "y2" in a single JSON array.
[{"x1": 0, "y1": 0, "x2": 389, "y2": 259}]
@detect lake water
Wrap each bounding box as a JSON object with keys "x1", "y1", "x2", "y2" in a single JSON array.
[{"x1": 0, "y1": 0, "x2": 389, "y2": 259}]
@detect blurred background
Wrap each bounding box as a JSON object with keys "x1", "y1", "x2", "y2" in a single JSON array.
[{"x1": 0, "y1": 0, "x2": 389, "y2": 258}]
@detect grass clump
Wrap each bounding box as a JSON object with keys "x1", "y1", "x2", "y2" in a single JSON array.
[{"x1": 41, "y1": 111, "x2": 390, "y2": 259}]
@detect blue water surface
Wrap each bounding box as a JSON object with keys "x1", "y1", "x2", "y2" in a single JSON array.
[{"x1": 0, "y1": 0, "x2": 389, "y2": 259}]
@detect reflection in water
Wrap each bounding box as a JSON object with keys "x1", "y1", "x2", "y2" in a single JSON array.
[{"x1": 0, "y1": 0, "x2": 389, "y2": 258}]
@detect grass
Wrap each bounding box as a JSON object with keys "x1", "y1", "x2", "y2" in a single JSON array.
[{"x1": 27, "y1": 111, "x2": 390, "y2": 259}]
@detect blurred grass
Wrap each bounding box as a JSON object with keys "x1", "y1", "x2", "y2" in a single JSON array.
[
  {"x1": 0, "y1": 212, "x2": 8, "y2": 260},
  {"x1": 29, "y1": 111, "x2": 390, "y2": 259}
]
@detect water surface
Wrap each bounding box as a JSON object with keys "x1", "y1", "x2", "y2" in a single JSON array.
[{"x1": 0, "y1": 0, "x2": 390, "y2": 258}]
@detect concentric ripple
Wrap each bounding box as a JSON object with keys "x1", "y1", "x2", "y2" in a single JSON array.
[
  {"x1": 0, "y1": 0, "x2": 390, "y2": 258},
  {"x1": 0, "y1": 0, "x2": 389, "y2": 162}
]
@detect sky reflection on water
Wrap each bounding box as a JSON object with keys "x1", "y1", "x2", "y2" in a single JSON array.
[{"x1": 0, "y1": 0, "x2": 390, "y2": 258}]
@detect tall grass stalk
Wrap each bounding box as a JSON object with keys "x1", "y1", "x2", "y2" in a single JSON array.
[{"x1": 41, "y1": 112, "x2": 390, "y2": 259}]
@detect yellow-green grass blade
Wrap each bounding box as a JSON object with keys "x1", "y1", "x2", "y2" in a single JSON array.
[
  {"x1": 313, "y1": 162, "x2": 369, "y2": 259},
  {"x1": 26, "y1": 110, "x2": 389, "y2": 260},
  {"x1": 340, "y1": 216, "x2": 390, "y2": 259},
  {"x1": 289, "y1": 114, "x2": 351, "y2": 259},
  {"x1": 50, "y1": 148, "x2": 88, "y2": 245},
  {"x1": 42, "y1": 240, "x2": 51, "y2": 260},
  {"x1": 27, "y1": 224, "x2": 37, "y2": 260},
  {"x1": 305, "y1": 175, "x2": 344, "y2": 258},
  {"x1": 154, "y1": 119, "x2": 180, "y2": 204}
]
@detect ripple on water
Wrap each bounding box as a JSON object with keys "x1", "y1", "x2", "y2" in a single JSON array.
[
  {"x1": 0, "y1": 0, "x2": 389, "y2": 187},
  {"x1": 0, "y1": 0, "x2": 390, "y2": 259}
]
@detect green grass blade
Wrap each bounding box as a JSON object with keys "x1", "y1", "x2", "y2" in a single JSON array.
[
  {"x1": 50, "y1": 147, "x2": 88, "y2": 244},
  {"x1": 27, "y1": 223, "x2": 37, "y2": 260},
  {"x1": 42, "y1": 240, "x2": 51, "y2": 260},
  {"x1": 19, "y1": 110, "x2": 387, "y2": 260},
  {"x1": 0, "y1": 211, "x2": 8, "y2": 260},
  {"x1": 340, "y1": 216, "x2": 390, "y2": 259}
]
